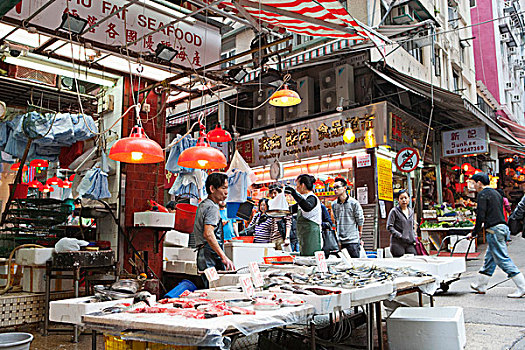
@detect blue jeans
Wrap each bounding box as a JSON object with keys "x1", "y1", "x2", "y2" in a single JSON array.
[
  {"x1": 480, "y1": 224, "x2": 520, "y2": 278},
  {"x1": 290, "y1": 241, "x2": 300, "y2": 253}
]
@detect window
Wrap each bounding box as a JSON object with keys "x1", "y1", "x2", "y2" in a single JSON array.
[
  {"x1": 453, "y1": 70, "x2": 460, "y2": 92},
  {"x1": 448, "y1": 6, "x2": 459, "y2": 29},
  {"x1": 434, "y1": 48, "x2": 441, "y2": 76},
  {"x1": 402, "y1": 40, "x2": 423, "y2": 64},
  {"x1": 220, "y1": 49, "x2": 236, "y2": 69},
  {"x1": 470, "y1": 0, "x2": 476, "y2": 7}
]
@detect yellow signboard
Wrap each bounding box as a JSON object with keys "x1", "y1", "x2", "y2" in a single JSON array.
[{"x1": 377, "y1": 157, "x2": 393, "y2": 202}]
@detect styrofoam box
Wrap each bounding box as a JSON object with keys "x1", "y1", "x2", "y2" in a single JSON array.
[
  {"x1": 164, "y1": 230, "x2": 190, "y2": 247},
  {"x1": 348, "y1": 280, "x2": 394, "y2": 303},
  {"x1": 22, "y1": 266, "x2": 74, "y2": 293},
  {"x1": 163, "y1": 247, "x2": 197, "y2": 261},
  {"x1": 224, "y1": 241, "x2": 275, "y2": 269},
  {"x1": 16, "y1": 248, "x2": 54, "y2": 266},
  {"x1": 134, "y1": 212, "x2": 175, "y2": 228},
  {"x1": 449, "y1": 235, "x2": 476, "y2": 254},
  {"x1": 50, "y1": 297, "x2": 134, "y2": 325},
  {"x1": 200, "y1": 286, "x2": 351, "y2": 315},
  {"x1": 350, "y1": 257, "x2": 466, "y2": 280},
  {"x1": 164, "y1": 260, "x2": 198, "y2": 275},
  {"x1": 387, "y1": 307, "x2": 466, "y2": 350}
]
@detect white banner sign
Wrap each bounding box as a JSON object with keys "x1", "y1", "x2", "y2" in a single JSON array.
[
  {"x1": 356, "y1": 154, "x2": 371, "y2": 168},
  {"x1": 7, "y1": 0, "x2": 221, "y2": 69},
  {"x1": 442, "y1": 126, "x2": 488, "y2": 157}
]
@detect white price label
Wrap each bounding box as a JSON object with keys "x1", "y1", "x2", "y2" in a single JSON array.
[
  {"x1": 314, "y1": 251, "x2": 328, "y2": 273},
  {"x1": 249, "y1": 262, "x2": 264, "y2": 288},
  {"x1": 204, "y1": 267, "x2": 220, "y2": 282},
  {"x1": 239, "y1": 276, "x2": 255, "y2": 297}
]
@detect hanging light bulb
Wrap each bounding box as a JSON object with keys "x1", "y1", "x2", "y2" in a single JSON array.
[
  {"x1": 364, "y1": 128, "x2": 376, "y2": 148},
  {"x1": 343, "y1": 126, "x2": 355, "y2": 144},
  {"x1": 177, "y1": 127, "x2": 227, "y2": 170},
  {"x1": 269, "y1": 85, "x2": 301, "y2": 107},
  {"x1": 109, "y1": 121, "x2": 164, "y2": 164},
  {"x1": 461, "y1": 163, "x2": 472, "y2": 172}
]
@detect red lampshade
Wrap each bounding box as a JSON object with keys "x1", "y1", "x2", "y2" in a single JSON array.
[
  {"x1": 474, "y1": 169, "x2": 482, "y2": 174},
  {"x1": 451, "y1": 165, "x2": 460, "y2": 171},
  {"x1": 40, "y1": 184, "x2": 54, "y2": 193},
  {"x1": 29, "y1": 159, "x2": 49, "y2": 168},
  {"x1": 60, "y1": 180, "x2": 73, "y2": 188},
  {"x1": 207, "y1": 125, "x2": 232, "y2": 143},
  {"x1": 109, "y1": 126, "x2": 164, "y2": 164},
  {"x1": 69, "y1": 174, "x2": 76, "y2": 181},
  {"x1": 28, "y1": 180, "x2": 43, "y2": 188},
  {"x1": 10, "y1": 163, "x2": 28, "y2": 171},
  {"x1": 461, "y1": 163, "x2": 473, "y2": 172},
  {"x1": 177, "y1": 137, "x2": 227, "y2": 169},
  {"x1": 325, "y1": 178, "x2": 335, "y2": 185},
  {"x1": 259, "y1": 186, "x2": 269, "y2": 192},
  {"x1": 269, "y1": 85, "x2": 302, "y2": 107},
  {"x1": 46, "y1": 176, "x2": 63, "y2": 186}
]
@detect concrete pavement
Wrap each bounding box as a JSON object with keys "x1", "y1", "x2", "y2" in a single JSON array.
[{"x1": 434, "y1": 234, "x2": 525, "y2": 350}]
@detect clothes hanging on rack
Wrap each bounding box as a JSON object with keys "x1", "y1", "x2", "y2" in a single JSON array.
[
  {"x1": 0, "y1": 121, "x2": 8, "y2": 150},
  {"x1": 169, "y1": 169, "x2": 207, "y2": 198},
  {"x1": 71, "y1": 114, "x2": 97, "y2": 141},
  {"x1": 165, "y1": 134, "x2": 197, "y2": 174}
]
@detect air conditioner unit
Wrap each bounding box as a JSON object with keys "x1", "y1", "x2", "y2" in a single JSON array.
[
  {"x1": 504, "y1": 1, "x2": 514, "y2": 12},
  {"x1": 509, "y1": 46, "x2": 517, "y2": 55},
  {"x1": 392, "y1": 5, "x2": 415, "y2": 24},
  {"x1": 319, "y1": 64, "x2": 354, "y2": 113},
  {"x1": 501, "y1": 33, "x2": 510, "y2": 42},
  {"x1": 519, "y1": 70, "x2": 525, "y2": 78},
  {"x1": 505, "y1": 82, "x2": 514, "y2": 90},
  {"x1": 512, "y1": 94, "x2": 521, "y2": 102},
  {"x1": 284, "y1": 76, "x2": 314, "y2": 121},
  {"x1": 253, "y1": 88, "x2": 277, "y2": 129}
]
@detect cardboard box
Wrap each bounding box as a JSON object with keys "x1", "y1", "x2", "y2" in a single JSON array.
[
  {"x1": 16, "y1": 248, "x2": 54, "y2": 266},
  {"x1": 387, "y1": 307, "x2": 466, "y2": 350},
  {"x1": 134, "y1": 212, "x2": 175, "y2": 228},
  {"x1": 163, "y1": 247, "x2": 197, "y2": 261},
  {"x1": 164, "y1": 230, "x2": 190, "y2": 247},
  {"x1": 50, "y1": 297, "x2": 134, "y2": 325},
  {"x1": 164, "y1": 260, "x2": 198, "y2": 275},
  {"x1": 22, "y1": 266, "x2": 74, "y2": 293},
  {"x1": 0, "y1": 259, "x2": 18, "y2": 287}
]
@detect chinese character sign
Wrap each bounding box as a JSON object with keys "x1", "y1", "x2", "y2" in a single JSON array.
[
  {"x1": 7, "y1": 0, "x2": 220, "y2": 69},
  {"x1": 442, "y1": 126, "x2": 488, "y2": 157}
]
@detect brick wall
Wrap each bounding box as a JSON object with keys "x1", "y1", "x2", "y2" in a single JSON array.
[{"x1": 122, "y1": 77, "x2": 166, "y2": 278}]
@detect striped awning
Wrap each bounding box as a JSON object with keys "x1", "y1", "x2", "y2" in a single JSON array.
[{"x1": 218, "y1": 0, "x2": 372, "y2": 40}]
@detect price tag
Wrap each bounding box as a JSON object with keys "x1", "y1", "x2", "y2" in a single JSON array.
[
  {"x1": 239, "y1": 275, "x2": 255, "y2": 297},
  {"x1": 249, "y1": 262, "x2": 264, "y2": 288},
  {"x1": 315, "y1": 251, "x2": 328, "y2": 273},
  {"x1": 204, "y1": 267, "x2": 220, "y2": 282}
]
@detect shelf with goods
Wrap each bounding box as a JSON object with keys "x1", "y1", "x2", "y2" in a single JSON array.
[{"x1": 0, "y1": 198, "x2": 74, "y2": 258}]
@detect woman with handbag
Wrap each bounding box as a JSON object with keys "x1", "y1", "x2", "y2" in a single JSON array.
[
  {"x1": 387, "y1": 190, "x2": 417, "y2": 257},
  {"x1": 321, "y1": 203, "x2": 339, "y2": 257},
  {"x1": 249, "y1": 198, "x2": 273, "y2": 243}
]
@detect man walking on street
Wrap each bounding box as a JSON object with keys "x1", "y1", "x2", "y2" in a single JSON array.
[
  {"x1": 467, "y1": 172, "x2": 525, "y2": 298},
  {"x1": 331, "y1": 177, "x2": 364, "y2": 258}
]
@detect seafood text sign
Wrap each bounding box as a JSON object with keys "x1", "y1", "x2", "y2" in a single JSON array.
[
  {"x1": 315, "y1": 251, "x2": 328, "y2": 273},
  {"x1": 249, "y1": 262, "x2": 264, "y2": 288},
  {"x1": 239, "y1": 276, "x2": 255, "y2": 297},
  {"x1": 7, "y1": 0, "x2": 220, "y2": 69},
  {"x1": 442, "y1": 126, "x2": 488, "y2": 157},
  {"x1": 204, "y1": 267, "x2": 219, "y2": 282}
]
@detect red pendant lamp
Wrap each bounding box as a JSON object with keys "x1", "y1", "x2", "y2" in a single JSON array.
[
  {"x1": 206, "y1": 124, "x2": 232, "y2": 143},
  {"x1": 109, "y1": 124, "x2": 164, "y2": 164},
  {"x1": 451, "y1": 165, "x2": 460, "y2": 171},
  {"x1": 69, "y1": 174, "x2": 76, "y2": 181},
  {"x1": 28, "y1": 180, "x2": 43, "y2": 188},
  {"x1": 177, "y1": 126, "x2": 227, "y2": 170},
  {"x1": 10, "y1": 163, "x2": 28, "y2": 172},
  {"x1": 40, "y1": 184, "x2": 54, "y2": 193},
  {"x1": 269, "y1": 85, "x2": 302, "y2": 107},
  {"x1": 29, "y1": 159, "x2": 49, "y2": 168},
  {"x1": 46, "y1": 176, "x2": 63, "y2": 187},
  {"x1": 60, "y1": 180, "x2": 73, "y2": 188}
]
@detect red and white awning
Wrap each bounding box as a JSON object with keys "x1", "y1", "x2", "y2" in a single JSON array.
[{"x1": 218, "y1": 0, "x2": 373, "y2": 40}]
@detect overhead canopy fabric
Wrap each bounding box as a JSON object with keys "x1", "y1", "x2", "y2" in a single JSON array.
[{"x1": 219, "y1": 0, "x2": 372, "y2": 40}]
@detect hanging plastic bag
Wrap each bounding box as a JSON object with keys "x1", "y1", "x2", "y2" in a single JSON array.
[
  {"x1": 359, "y1": 245, "x2": 367, "y2": 258},
  {"x1": 55, "y1": 237, "x2": 89, "y2": 253},
  {"x1": 84, "y1": 167, "x2": 111, "y2": 200},
  {"x1": 77, "y1": 167, "x2": 98, "y2": 197},
  {"x1": 268, "y1": 190, "x2": 289, "y2": 211},
  {"x1": 228, "y1": 150, "x2": 256, "y2": 186}
]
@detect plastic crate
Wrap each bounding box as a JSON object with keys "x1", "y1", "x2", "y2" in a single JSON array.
[
  {"x1": 263, "y1": 256, "x2": 294, "y2": 264},
  {"x1": 104, "y1": 335, "x2": 197, "y2": 350}
]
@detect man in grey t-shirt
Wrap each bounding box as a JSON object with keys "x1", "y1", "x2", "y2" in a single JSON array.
[{"x1": 193, "y1": 173, "x2": 235, "y2": 283}]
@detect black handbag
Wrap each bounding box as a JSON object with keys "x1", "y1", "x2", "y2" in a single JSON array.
[
  {"x1": 508, "y1": 216, "x2": 523, "y2": 236},
  {"x1": 322, "y1": 228, "x2": 339, "y2": 253}
]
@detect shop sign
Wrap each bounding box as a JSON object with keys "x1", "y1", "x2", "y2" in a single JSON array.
[
  {"x1": 377, "y1": 157, "x2": 393, "y2": 202},
  {"x1": 388, "y1": 105, "x2": 432, "y2": 153},
  {"x1": 239, "y1": 102, "x2": 388, "y2": 167},
  {"x1": 394, "y1": 147, "x2": 419, "y2": 173},
  {"x1": 442, "y1": 126, "x2": 488, "y2": 157},
  {"x1": 6, "y1": 0, "x2": 220, "y2": 69},
  {"x1": 356, "y1": 154, "x2": 371, "y2": 168}
]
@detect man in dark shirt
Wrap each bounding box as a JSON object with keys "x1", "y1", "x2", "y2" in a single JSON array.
[{"x1": 467, "y1": 173, "x2": 524, "y2": 298}]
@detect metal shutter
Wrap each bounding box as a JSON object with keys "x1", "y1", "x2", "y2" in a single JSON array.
[{"x1": 361, "y1": 204, "x2": 377, "y2": 251}]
